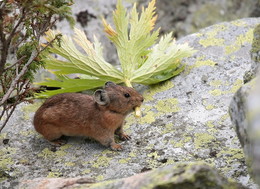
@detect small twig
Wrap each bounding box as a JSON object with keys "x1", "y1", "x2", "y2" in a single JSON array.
[
  {"x1": 0, "y1": 49, "x2": 38, "y2": 106},
  {"x1": 3, "y1": 55, "x2": 26, "y2": 71},
  {"x1": 0, "y1": 103, "x2": 17, "y2": 132},
  {"x1": 0, "y1": 33, "x2": 60, "y2": 106}
]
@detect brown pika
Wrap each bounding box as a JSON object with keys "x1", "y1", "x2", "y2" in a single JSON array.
[{"x1": 33, "y1": 82, "x2": 144, "y2": 151}]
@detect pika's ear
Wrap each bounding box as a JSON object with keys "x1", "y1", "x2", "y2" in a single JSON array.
[
  {"x1": 94, "y1": 89, "x2": 110, "y2": 105},
  {"x1": 105, "y1": 81, "x2": 116, "y2": 87}
]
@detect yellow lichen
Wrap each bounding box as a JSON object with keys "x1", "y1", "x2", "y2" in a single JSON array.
[
  {"x1": 156, "y1": 98, "x2": 180, "y2": 113},
  {"x1": 225, "y1": 28, "x2": 254, "y2": 54},
  {"x1": 199, "y1": 25, "x2": 227, "y2": 47},
  {"x1": 209, "y1": 89, "x2": 222, "y2": 96},
  {"x1": 92, "y1": 155, "x2": 112, "y2": 168},
  {"x1": 47, "y1": 171, "x2": 62, "y2": 178},
  {"x1": 143, "y1": 80, "x2": 174, "y2": 101},
  {"x1": 194, "y1": 133, "x2": 215, "y2": 149}
]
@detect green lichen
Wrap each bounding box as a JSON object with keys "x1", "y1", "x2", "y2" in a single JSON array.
[
  {"x1": 118, "y1": 158, "x2": 130, "y2": 164},
  {"x1": 194, "y1": 133, "x2": 215, "y2": 149},
  {"x1": 209, "y1": 89, "x2": 223, "y2": 96},
  {"x1": 92, "y1": 155, "x2": 112, "y2": 168},
  {"x1": 162, "y1": 123, "x2": 175, "y2": 134},
  {"x1": 139, "y1": 111, "x2": 156, "y2": 124},
  {"x1": 156, "y1": 98, "x2": 180, "y2": 113},
  {"x1": 143, "y1": 80, "x2": 174, "y2": 101},
  {"x1": 225, "y1": 28, "x2": 254, "y2": 54},
  {"x1": 231, "y1": 20, "x2": 247, "y2": 27},
  {"x1": 47, "y1": 171, "x2": 62, "y2": 178},
  {"x1": 81, "y1": 169, "x2": 91, "y2": 174},
  {"x1": 96, "y1": 175, "x2": 104, "y2": 181},
  {"x1": 199, "y1": 25, "x2": 226, "y2": 47},
  {"x1": 229, "y1": 79, "x2": 243, "y2": 93},
  {"x1": 64, "y1": 162, "x2": 75, "y2": 167},
  {"x1": 22, "y1": 101, "x2": 42, "y2": 120},
  {"x1": 251, "y1": 24, "x2": 260, "y2": 59},
  {"x1": 38, "y1": 146, "x2": 68, "y2": 159},
  {"x1": 194, "y1": 59, "x2": 217, "y2": 67},
  {"x1": 209, "y1": 80, "x2": 223, "y2": 87},
  {"x1": 203, "y1": 99, "x2": 216, "y2": 110},
  {"x1": 217, "y1": 148, "x2": 244, "y2": 164}
]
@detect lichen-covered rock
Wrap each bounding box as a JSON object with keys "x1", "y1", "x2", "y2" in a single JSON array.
[
  {"x1": 229, "y1": 77, "x2": 260, "y2": 185},
  {"x1": 244, "y1": 24, "x2": 260, "y2": 83},
  {"x1": 19, "y1": 162, "x2": 244, "y2": 189},
  {"x1": 1, "y1": 18, "x2": 260, "y2": 189},
  {"x1": 229, "y1": 22, "x2": 260, "y2": 186}
]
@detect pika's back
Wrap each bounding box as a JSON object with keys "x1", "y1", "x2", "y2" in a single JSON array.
[{"x1": 34, "y1": 93, "x2": 94, "y2": 125}]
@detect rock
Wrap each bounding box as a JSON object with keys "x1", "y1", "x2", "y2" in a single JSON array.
[
  {"x1": 229, "y1": 23, "x2": 260, "y2": 186},
  {"x1": 1, "y1": 18, "x2": 260, "y2": 189},
  {"x1": 244, "y1": 24, "x2": 260, "y2": 83},
  {"x1": 229, "y1": 77, "x2": 260, "y2": 186},
  {"x1": 19, "y1": 162, "x2": 244, "y2": 189}
]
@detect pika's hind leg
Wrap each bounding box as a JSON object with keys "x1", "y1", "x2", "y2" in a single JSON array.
[{"x1": 39, "y1": 124, "x2": 66, "y2": 146}]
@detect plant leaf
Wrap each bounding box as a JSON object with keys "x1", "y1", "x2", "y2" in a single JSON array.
[
  {"x1": 35, "y1": 77, "x2": 105, "y2": 98},
  {"x1": 44, "y1": 29, "x2": 123, "y2": 81},
  {"x1": 131, "y1": 33, "x2": 196, "y2": 83}
]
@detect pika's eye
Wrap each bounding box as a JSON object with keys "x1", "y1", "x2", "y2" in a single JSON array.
[{"x1": 124, "y1": 93, "x2": 130, "y2": 98}]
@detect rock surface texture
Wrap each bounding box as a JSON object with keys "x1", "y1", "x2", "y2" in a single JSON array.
[
  {"x1": 19, "y1": 163, "x2": 245, "y2": 189},
  {"x1": 229, "y1": 24, "x2": 260, "y2": 187},
  {"x1": 1, "y1": 18, "x2": 260, "y2": 189}
]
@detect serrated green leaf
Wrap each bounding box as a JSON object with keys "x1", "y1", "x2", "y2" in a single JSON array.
[
  {"x1": 35, "y1": 78, "x2": 105, "y2": 98},
  {"x1": 39, "y1": 0, "x2": 196, "y2": 102}
]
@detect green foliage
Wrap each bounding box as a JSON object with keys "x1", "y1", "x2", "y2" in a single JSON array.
[{"x1": 37, "y1": 0, "x2": 196, "y2": 97}]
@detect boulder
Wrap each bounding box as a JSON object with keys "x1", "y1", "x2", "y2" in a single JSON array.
[
  {"x1": 229, "y1": 24, "x2": 260, "y2": 186},
  {"x1": 1, "y1": 18, "x2": 260, "y2": 189},
  {"x1": 19, "y1": 162, "x2": 244, "y2": 189}
]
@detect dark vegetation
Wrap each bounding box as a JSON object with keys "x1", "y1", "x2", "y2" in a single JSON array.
[{"x1": 0, "y1": 0, "x2": 74, "y2": 132}]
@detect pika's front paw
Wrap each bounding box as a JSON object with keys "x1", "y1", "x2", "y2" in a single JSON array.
[
  {"x1": 119, "y1": 133, "x2": 131, "y2": 141},
  {"x1": 110, "y1": 143, "x2": 123, "y2": 151}
]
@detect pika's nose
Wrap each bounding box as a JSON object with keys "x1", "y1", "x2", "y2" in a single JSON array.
[{"x1": 141, "y1": 97, "x2": 144, "y2": 103}]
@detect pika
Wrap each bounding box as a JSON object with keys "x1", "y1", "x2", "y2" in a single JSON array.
[{"x1": 33, "y1": 82, "x2": 144, "y2": 151}]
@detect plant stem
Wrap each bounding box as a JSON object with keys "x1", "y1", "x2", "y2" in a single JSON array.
[{"x1": 125, "y1": 79, "x2": 132, "y2": 88}]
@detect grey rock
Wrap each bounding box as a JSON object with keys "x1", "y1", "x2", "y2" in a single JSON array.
[
  {"x1": 229, "y1": 76, "x2": 260, "y2": 185},
  {"x1": 1, "y1": 18, "x2": 260, "y2": 189},
  {"x1": 19, "y1": 163, "x2": 245, "y2": 189}
]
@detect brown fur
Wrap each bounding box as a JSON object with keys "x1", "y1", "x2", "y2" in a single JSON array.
[{"x1": 33, "y1": 82, "x2": 143, "y2": 150}]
